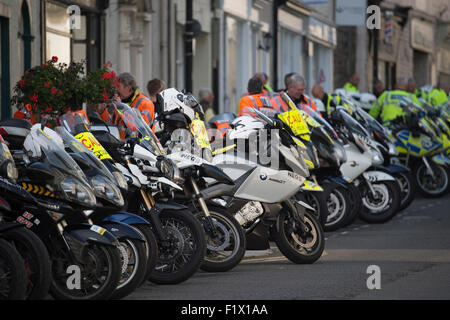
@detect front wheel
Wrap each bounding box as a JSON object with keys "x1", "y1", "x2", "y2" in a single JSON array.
[
  {"x1": 2, "y1": 227, "x2": 51, "y2": 300},
  {"x1": 294, "y1": 191, "x2": 328, "y2": 228},
  {"x1": 323, "y1": 186, "x2": 350, "y2": 232},
  {"x1": 110, "y1": 238, "x2": 147, "y2": 300},
  {"x1": 272, "y1": 209, "x2": 325, "y2": 264},
  {"x1": 359, "y1": 180, "x2": 401, "y2": 223},
  {"x1": 49, "y1": 243, "x2": 122, "y2": 300},
  {"x1": 0, "y1": 238, "x2": 27, "y2": 300},
  {"x1": 148, "y1": 209, "x2": 206, "y2": 285},
  {"x1": 394, "y1": 171, "x2": 416, "y2": 210},
  {"x1": 197, "y1": 206, "x2": 246, "y2": 273},
  {"x1": 415, "y1": 162, "x2": 450, "y2": 197}
]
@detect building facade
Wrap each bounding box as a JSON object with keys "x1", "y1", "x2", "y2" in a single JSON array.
[{"x1": 0, "y1": 0, "x2": 41, "y2": 119}]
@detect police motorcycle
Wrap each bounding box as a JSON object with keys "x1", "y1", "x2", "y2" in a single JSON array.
[
  {"x1": 0, "y1": 121, "x2": 123, "y2": 300},
  {"x1": 202, "y1": 107, "x2": 325, "y2": 264},
  {"x1": 327, "y1": 105, "x2": 402, "y2": 223},
  {"x1": 276, "y1": 93, "x2": 358, "y2": 231},
  {"x1": 0, "y1": 133, "x2": 47, "y2": 300},
  {"x1": 416, "y1": 99, "x2": 450, "y2": 157},
  {"x1": 339, "y1": 93, "x2": 416, "y2": 211},
  {"x1": 389, "y1": 98, "x2": 450, "y2": 197},
  {"x1": 53, "y1": 123, "x2": 150, "y2": 300},
  {"x1": 87, "y1": 101, "x2": 207, "y2": 285},
  {"x1": 149, "y1": 88, "x2": 246, "y2": 273}
]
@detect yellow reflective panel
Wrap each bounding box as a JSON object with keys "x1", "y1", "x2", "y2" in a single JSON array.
[
  {"x1": 190, "y1": 119, "x2": 212, "y2": 150},
  {"x1": 75, "y1": 132, "x2": 113, "y2": 160}
]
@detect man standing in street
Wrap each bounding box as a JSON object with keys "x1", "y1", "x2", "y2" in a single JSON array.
[
  {"x1": 99, "y1": 73, "x2": 155, "y2": 126},
  {"x1": 285, "y1": 73, "x2": 317, "y2": 111},
  {"x1": 199, "y1": 88, "x2": 216, "y2": 123},
  {"x1": 343, "y1": 73, "x2": 360, "y2": 93},
  {"x1": 369, "y1": 77, "x2": 421, "y2": 126},
  {"x1": 373, "y1": 78, "x2": 385, "y2": 98}
]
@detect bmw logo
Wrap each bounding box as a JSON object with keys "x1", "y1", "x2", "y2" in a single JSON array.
[{"x1": 260, "y1": 174, "x2": 267, "y2": 181}]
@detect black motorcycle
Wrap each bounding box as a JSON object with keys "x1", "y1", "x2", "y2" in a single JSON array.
[{"x1": 0, "y1": 121, "x2": 122, "y2": 300}]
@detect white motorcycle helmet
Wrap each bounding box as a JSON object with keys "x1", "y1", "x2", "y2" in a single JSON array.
[
  {"x1": 159, "y1": 88, "x2": 197, "y2": 122},
  {"x1": 227, "y1": 116, "x2": 265, "y2": 140}
]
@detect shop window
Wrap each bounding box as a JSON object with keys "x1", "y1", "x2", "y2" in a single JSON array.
[{"x1": 45, "y1": 1, "x2": 102, "y2": 72}]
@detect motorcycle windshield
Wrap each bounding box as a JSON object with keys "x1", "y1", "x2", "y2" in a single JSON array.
[
  {"x1": 60, "y1": 111, "x2": 113, "y2": 161},
  {"x1": 59, "y1": 111, "x2": 90, "y2": 135},
  {"x1": 356, "y1": 107, "x2": 390, "y2": 140},
  {"x1": 113, "y1": 101, "x2": 165, "y2": 155},
  {"x1": 0, "y1": 134, "x2": 14, "y2": 168},
  {"x1": 55, "y1": 127, "x2": 116, "y2": 183},
  {"x1": 298, "y1": 104, "x2": 339, "y2": 140},
  {"x1": 337, "y1": 108, "x2": 371, "y2": 139},
  {"x1": 29, "y1": 126, "x2": 88, "y2": 184}
]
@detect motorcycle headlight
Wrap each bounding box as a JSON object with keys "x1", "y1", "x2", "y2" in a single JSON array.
[
  {"x1": 388, "y1": 143, "x2": 399, "y2": 156},
  {"x1": 2, "y1": 161, "x2": 19, "y2": 181},
  {"x1": 60, "y1": 176, "x2": 97, "y2": 207},
  {"x1": 91, "y1": 175, "x2": 124, "y2": 207},
  {"x1": 156, "y1": 157, "x2": 175, "y2": 180},
  {"x1": 113, "y1": 170, "x2": 128, "y2": 191},
  {"x1": 371, "y1": 148, "x2": 384, "y2": 165}
]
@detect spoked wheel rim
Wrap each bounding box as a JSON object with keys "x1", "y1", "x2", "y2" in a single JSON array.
[
  {"x1": 201, "y1": 213, "x2": 241, "y2": 264},
  {"x1": 155, "y1": 218, "x2": 196, "y2": 274},
  {"x1": 362, "y1": 183, "x2": 391, "y2": 214},
  {"x1": 325, "y1": 189, "x2": 346, "y2": 226},
  {"x1": 416, "y1": 164, "x2": 448, "y2": 195}
]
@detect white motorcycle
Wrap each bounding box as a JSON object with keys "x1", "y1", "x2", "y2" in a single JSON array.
[{"x1": 330, "y1": 106, "x2": 401, "y2": 223}]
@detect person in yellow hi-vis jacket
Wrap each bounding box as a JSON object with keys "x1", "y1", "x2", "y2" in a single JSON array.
[
  {"x1": 369, "y1": 77, "x2": 421, "y2": 126},
  {"x1": 343, "y1": 73, "x2": 360, "y2": 93}
]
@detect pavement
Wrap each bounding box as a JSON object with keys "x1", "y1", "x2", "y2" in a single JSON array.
[{"x1": 125, "y1": 195, "x2": 450, "y2": 300}]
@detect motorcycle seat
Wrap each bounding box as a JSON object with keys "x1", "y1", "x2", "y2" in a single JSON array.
[{"x1": 0, "y1": 119, "x2": 32, "y2": 130}]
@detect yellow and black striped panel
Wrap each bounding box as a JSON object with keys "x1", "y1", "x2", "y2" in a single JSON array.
[{"x1": 21, "y1": 183, "x2": 56, "y2": 198}]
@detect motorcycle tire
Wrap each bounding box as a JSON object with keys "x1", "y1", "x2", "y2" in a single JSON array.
[
  {"x1": 148, "y1": 209, "x2": 206, "y2": 285},
  {"x1": 272, "y1": 209, "x2": 325, "y2": 264},
  {"x1": 342, "y1": 182, "x2": 362, "y2": 227},
  {"x1": 0, "y1": 238, "x2": 27, "y2": 300},
  {"x1": 394, "y1": 171, "x2": 416, "y2": 210},
  {"x1": 2, "y1": 227, "x2": 51, "y2": 300},
  {"x1": 294, "y1": 190, "x2": 329, "y2": 229},
  {"x1": 197, "y1": 205, "x2": 246, "y2": 273},
  {"x1": 414, "y1": 162, "x2": 450, "y2": 198},
  {"x1": 131, "y1": 224, "x2": 159, "y2": 286},
  {"x1": 359, "y1": 180, "x2": 401, "y2": 223},
  {"x1": 111, "y1": 237, "x2": 147, "y2": 300},
  {"x1": 49, "y1": 243, "x2": 122, "y2": 300},
  {"x1": 323, "y1": 185, "x2": 350, "y2": 232}
]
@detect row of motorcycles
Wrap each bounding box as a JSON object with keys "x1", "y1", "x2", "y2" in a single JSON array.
[{"x1": 0, "y1": 86, "x2": 448, "y2": 300}]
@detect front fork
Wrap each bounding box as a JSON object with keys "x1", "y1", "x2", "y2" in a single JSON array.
[{"x1": 190, "y1": 178, "x2": 218, "y2": 237}]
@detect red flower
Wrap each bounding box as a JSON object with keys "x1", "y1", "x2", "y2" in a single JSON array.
[
  {"x1": 18, "y1": 80, "x2": 26, "y2": 87},
  {"x1": 51, "y1": 56, "x2": 58, "y2": 62},
  {"x1": 105, "y1": 61, "x2": 113, "y2": 68},
  {"x1": 114, "y1": 80, "x2": 119, "y2": 87},
  {"x1": 44, "y1": 82, "x2": 51, "y2": 88},
  {"x1": 111, "y1": 71, "x2": 117, "y2": 79},
  {"x1": 51, "y1": 87, "x2": 58, "y2": 95},
  {"x1": 58, "y1": 90, "x2": 62, "y2": 96},
  {"x1": 45, "y1": 107, "x2": 53, "y2": 113},
  {"x1": 30, "y1": 94, "x2": 39, "y2": 103},
  {"x1": 101, "y1": 72, "x2": 112, "y2": 80}
]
